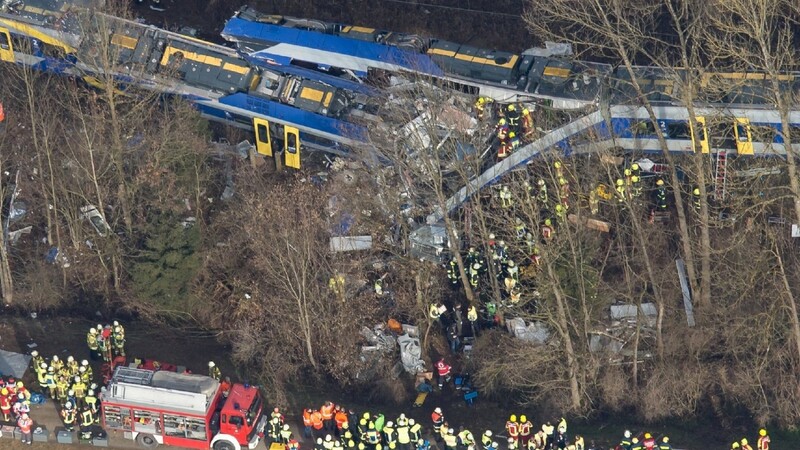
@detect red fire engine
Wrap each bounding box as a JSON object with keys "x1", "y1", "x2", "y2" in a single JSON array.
[{"x1": 100, "y1": 366, "x2": 266, "y2": 450}]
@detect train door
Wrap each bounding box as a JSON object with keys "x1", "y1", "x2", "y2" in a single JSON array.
[
  {"x1": 0, "y1": 28, "x2": 13, "y2": 62},
  {"x1": 708, "y1": 120, "x2": 737, "y2": 154},
  {"x1": 734, "y1": 118, "x2": 753, "y2": 155},
  {"x1": 284, "y1": 126, "x2": 300, "y2": 169},
  {"x1": 253, "y1": 117, "x2": 272, "y2": 156},
  {"x1": 691, "y1": 116, "x2": 709, "y2": 153}
]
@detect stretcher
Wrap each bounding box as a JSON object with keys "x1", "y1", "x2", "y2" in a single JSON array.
[{"x1": 412, "y1": 391, "x2": 428, "y2": 407}]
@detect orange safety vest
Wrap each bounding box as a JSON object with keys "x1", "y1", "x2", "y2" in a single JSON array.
[
  {"x1": 311, "y1": 411, "x2": 324, "y2": 430},
  {"x1": 303, "y1": 410, "x2": 313, "y2": 427},
  {"x1": 320, "y1": 404, "x2": 334, "y2": 420},
  {"x1": 335, "y1": 411, "x2": 348, "y2": 429}
]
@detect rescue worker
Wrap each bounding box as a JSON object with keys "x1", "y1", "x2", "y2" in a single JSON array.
[
  {"x1": 658, "y1": 437, "x2": 672, "y2": 450},
  {"x1": 13, "y1": 393, "x2": 30, "y2": 419},
  {"x1": 343, "y1": 428, "x2": 357, "y2": 449},
  {"x1": 554, "y1": 161, "x2": 564, "y2": 179},
  {"x1": 519, "y1": 416, "x2": 532, "y2": 448},
  {"x1": 85, "y1": 389, "x2": 98, "y2": 414},
  {"x1": 474, "y1": 97, "x2": 493, "y2": 120},
  {"x1": 630, "y1": 175, "x2": 642, "y2": 198},
  {"x1": 508, "y1": 131, "x2": 520, "y2": 152},
  {"x1": 498, "y1": 135, "x2": 513, "y2": 160},
  {"x1": 303, "y1": 408, "x2": 314, "y2": 438},
  {"x1": 410, "y1": 419, "x2": 422, "y2": 444},
  {"x1": 62, "y1": 401, "x2": 77, "y2": 431},
  {"x1": 332, "y1": 439, "x2": 344, "y2": 450},
  {"x1": 619, "y1": 431, "x2": 633, "y2": 450},
  {"x1": 692, "y1": 187, "x2": 701, "y2": 211},
  {"x1": 0, "y1": 388, "x2": 10, "y2": 421},
  {"x1": 81, "y1": 360, "x2": 93, "y2": 382},
  {"x1": 335, "y1": 407, "x2": 348, "y2": 432},
  {"x1": 589, "y1": 187, "x2": 600, "y2": 215},
  {"x1": 444, "y1": 429, "x2": 458, "y2": 450},
  {"x1": 79, "y1": 366, "x2": 91, "y2": 385},
  {"x1": 458, "y1": 428, "x2": 475, "y2": 450},
  {"x1": 431, "y1": 407, "x2": 444, "y2": 435},
  {"x1": 81, "y1": 404, "x2": 95, "y2": 427},
  {"x1": 741, "y1": 438, "x2": 754, "y2": 450},
  {"x1": 731, "y1": 443, "x2": 740, "y2": 450},
  {"x1": 757, "y1": 429, "x2": 770, "y2": 450},
  {"x1": 87, "y1": 327, "x2": 100, "y2": 360},
  {"x1": 66, "y1": 356, "x2": 79, "y2": 377},
  {"x1": 507, "y1": 437, "x2": 518, "y2": 450},
  {"x1": 323, "y1": 435, "x2": 335, "y2": 450},
  {"x1": 495, "y1": 119, "x2": 509, "y2": 139},
  {"x1": 500, "y1": 185, "x2": 513, "y2": 208},
  {"x1": 366, "y1": 423, "x2": 380, "y2": 446},
  {"x1": 112, "y1": 324, "x2": 126, "y2": 357},
  {"x1": 447, "y1": 258, "x2": 460, "y2": 286},
  {"x1": 97, "y1": 327, "x2": 110, "y2": 363},
  {"x1": 16, "y1": 381, "x2": 30, "y2": 402},
  {"x1": 481, "y1": 431, "x2": 493, "y2": 450},
  {"x1": 555, "y1": 204, "x2": 566, "y2": 222},
  {"x1": 51, "y1": 355, "x2": 64, "y2": 373},
  {"x1": 312, "y1": 409, "x2": 324, "y2": 438},
  {"x1": 654, "y1": 179, "x2": 668, "y2": 211},
  {"x1": 384, "y1": 421, "x2": 397, "y2": 450},
  {"x1": 558, "y1": 177, "x2": 570, "y2": 207},
  {"x1": 435, "y1": 359, "x2": 452, "y2": 389},
  {"x1": 465, "y1": 247, "x2": 479, "y2": 269},
  {"x1": 397, "y1": 417, "x2": 412, "y2": 450},
  {"x1": 469, "y1": 263, "x2": 481, "y2": 289},
  {"x1": 521, "y1": 107, "x2": 534, "y2": 139},
  {"x1": 321, "y1": 401, "x2": 335, "y2": 432},
  {"x1": 541, "y1": 423, "x2": 554, "y2": 450},
  {"x1": 18, "y1": 412, "x2": 33, "y2": 445},
  {"x1": 467, "y1": 305, "x2": 478, "y2": 333},
  {"x1": 505, "y1": 261, "x2": 519, "y2": 284},
  {"x1": 72, "y1": 376, "x2": 87, "y2": 410},
  {"x1": 542, "y1": 218, "x2": 554, "y2": 239},
  {"x1": 642, "y1": 433, "x2": 655, "y2": 450},
  {"x1": 56, "y1": 375, "x2": 69, "y2": 406},
  {"x1": 208, "y1": 361, "x2": 221, "y2": 380},
  {"x1": 45, "y1": 366, "x2": 57, "y2": 399},
  {"x1": 537, "y1": 179, "x2": 548, "y2": 204},
  {"x1": 615, "y1": 179, "x2": 626, "y2": 202},
  {"x1": 514, "y1": 218, "x2": 527, "y2": 240},
  {"x1": 280, "y1": 424, "x2": 293, "y2": 444},
  {"x1": 557, "y1": 419, "x2": 566, "y2": 435},
  {"x1": 418, "y1": 439, "x2": 431, "y2": 450},
  {"x1": 269, "y1": 417, "x2": 282, "y2": 442},
  {"x1": 630, "y1": 437, "x2": 643, "y2": 450},
  {"x1": 31, "y1": 350, "x2": 45, "y2": 379},
  {"x1": 630, "y1": 163, "x2": 641, "y2": 178},
  {"x1": 506, "y1": 104, "x2": 521, "y2": 132},
  {"x1": 37, "y1": 362, "x2": 48, "y2": 389},
  {"x1": 574, "y1": 435, "x2": 585, "y2": 450},
  {"x1": 315, "y1": 438, "x2": 325, "y2": 450},
  {"x1": 506, "y1": 415, "x2": 519, "y2": 445}
]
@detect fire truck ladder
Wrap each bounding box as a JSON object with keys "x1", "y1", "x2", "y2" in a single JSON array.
[
  {"x1": 113, "y1": 366, "x2": 154, "y2": 385},
  {"x1": 714, "y1": 150, "x2": 728, "y2": 201}
]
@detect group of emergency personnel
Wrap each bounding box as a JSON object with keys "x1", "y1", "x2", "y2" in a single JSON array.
[
  {"x1": 727, "y1": 428, "x2": 770, "y2": 450},
  {"x1": 86, "y1": 320, "x2": 126, "y2": 363},
  {"x1": 479, "y1": 99, "x2": 535, "y2": 162},
  {"x1": 271, "y1": 403, "x2": 606, "y2": 450},
  {"x1": 0, "y1": 374, "x2": 35, "y2": 444}
]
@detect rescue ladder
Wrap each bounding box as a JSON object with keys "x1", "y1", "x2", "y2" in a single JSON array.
[{"x1": 714, "y1": 150, "x2": 727, "y2": 201}]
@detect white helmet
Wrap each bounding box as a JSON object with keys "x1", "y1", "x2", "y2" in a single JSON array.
[
  {"x1": 208, "y1": 361, "x2": 216, "y2": 367},
  {"x1": 114, "y1": 326, "x2": 121, "y2": 333},
  {"x1": 386, "y1": 422, "x2": 393, "y2": 428},
  {"x1": 52, "y1": 355, "x2": 59, "y2": 361},
  {"x1": 113, "y1": 321, "x2": 120, "y2": 327},
  {"x1": 81, "y1": 360, "x2": 89, "y2": 366},
  {"x1": 40, "y1": 363, "x2": 47, "y2": 370},
  {"x1": 96, "y1": 324, "x2": 103, "y2": 330},
  {"x1": 399, "y1": 414, "x2": 406, "y2": 420},
  {"x1": 21, "y1": 413, "x2": 29, "y2": 419},
  {"x1": 325, "y1": 435, "x2": 332, "y2": 441},
  {"x1": 89, "y1": 328, "x2": 97, "y2": 335},
  {"x1": 434, "y1": 407, "x2": 442, "y2": 414},
  {"x1": 79, "y1": 367, "x2": 86, "y2": 373},
  {"x1": 74, "y1": 376, "x2": 80, "y2": 383},
  {"x1": 67, "y1": 356, "x2": 75, "y2": 363},
  {"x1": 409, "y1": 419, "x2": 415, "y2": 425},
  {"x1": 283, "y1": 424, "x2": 289, "y2": 430},
  {"x1": 448, "y1": 429, "x2": 454, "y2": 435},
  {"x1": 65, "y1": 401, "x2": 73, "y2": 409},
  {"x1": 485, "y1": 431, "x2": 492, "y2": 437},
  {"x1": 624, "y1": 430, "x2": 631, "y2": 439},
  {"x1": 88, "y1": 390, "x2": 95, "y2": 396},
  {"x1": 31, "y1": 350, "x2": 39, "y2": 357}
]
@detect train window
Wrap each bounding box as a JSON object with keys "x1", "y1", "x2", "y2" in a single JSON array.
[
  {"x1": 666, "y1": 122, "x2": 691, "y2": 139},
  {"x1": 0, "y1": 31, "x2": 9, "y2": 50},
  {"x1": 631, "y1": 120, "x2": 656, "y2": 136},
  {"x1": 736, "y1": 124, "x2": 749, "y2": 142},
  {"x1": 751, "y1": 125, "x2": 777, "y2": 143}
]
